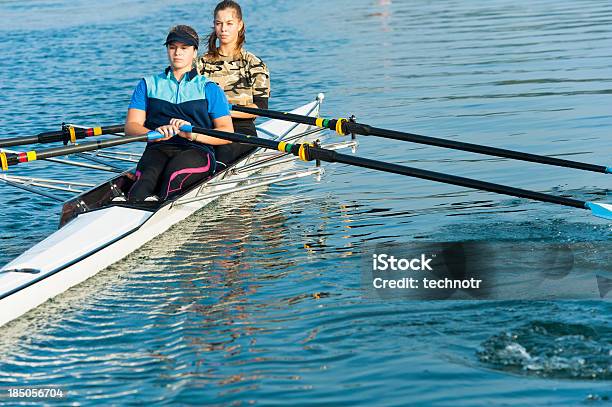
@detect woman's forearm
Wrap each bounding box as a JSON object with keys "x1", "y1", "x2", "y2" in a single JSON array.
[
  {"x1": 230, "y1": 110, "x2": 257, "y2": 119},
  {"x1": 124, "y1": 122, "x2": 150, "y2": 137}
]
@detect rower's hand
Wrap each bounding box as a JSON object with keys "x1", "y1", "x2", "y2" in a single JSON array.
[
  {"x1": 154, "y1": 125, "x2": 178, "y2": 141},
  {"x1": 170, "y1": 119, "x2": 193, "y2": 140}
]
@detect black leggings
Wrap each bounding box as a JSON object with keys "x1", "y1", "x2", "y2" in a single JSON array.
[
  {"x1": 214, "y1": 119, "x2": 257, "y2": 170},
  {"x1": 128, "y1": 143, "x2": 215, "y2": 202}
]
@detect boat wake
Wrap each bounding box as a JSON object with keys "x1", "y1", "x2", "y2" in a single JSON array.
[{"x1": 478, "y1": 320, "x2": 611, "y2": 380}]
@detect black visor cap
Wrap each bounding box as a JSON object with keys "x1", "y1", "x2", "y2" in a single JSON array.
[{"x1": 164, "y1": 32, "x2": 198, "y2": 48}]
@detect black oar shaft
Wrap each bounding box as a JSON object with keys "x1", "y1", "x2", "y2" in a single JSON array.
[
  {"x1": 362, "y1": 125, "x2": 607, "y2": 174},
  {"x1": 233, "y1": 105, "x2": 317, "y2": 127},
  {"x1": 312, "y1": 148, "x2": 587, "y2": 209},
  {"x1": 0, "y1": 135, "x2": 40, "y2": 148},
  {"x1": 189, "y1": 126, "x2": 588, "y2": 211},
  {"x1": 1, "y1": 133, "x2": 149, "y2": 169},
  {"x1": 191, "y1": 126, "x2": 282, "y2": 150},
  {"x1": 232, "y1": 105, "x2": 609, "y2": 174},
  {"x1": 34, "y1": 135, "x2": 145, "y2": 160},
  {"x1": 0, "y1": 125, "x2": 125, "y2": 148}
]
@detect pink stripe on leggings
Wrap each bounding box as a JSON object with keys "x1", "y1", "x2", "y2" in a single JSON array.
[{"x1": 164, "y1": 157, "x2": 211, "y2": 199}]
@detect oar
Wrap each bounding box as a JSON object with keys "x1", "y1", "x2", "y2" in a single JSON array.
[
  {"x1": 231, "y1": 105, "x2": 611, "y2": 175},
  {"x1": 0, "y1": 131, "x2": 162, "y2": 170},
  {"x1": 0, "y1": 124, "x2": 125, "y2": 148},
  {"x1": 182, "y1": 125, "x2": 612, "y2": 220}
]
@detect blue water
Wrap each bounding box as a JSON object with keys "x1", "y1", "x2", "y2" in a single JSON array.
[{"x1": 0, "y1": 0, "x2": 610, "y2": 405}]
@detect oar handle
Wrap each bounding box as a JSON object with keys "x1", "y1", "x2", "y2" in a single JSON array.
[{"x1": 146, "y1": 130, "x2": 165, "y2": 141}]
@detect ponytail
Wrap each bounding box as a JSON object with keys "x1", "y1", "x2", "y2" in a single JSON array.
[{"x1": 206, "y1": 0, "x2": 246, "y2": 58}]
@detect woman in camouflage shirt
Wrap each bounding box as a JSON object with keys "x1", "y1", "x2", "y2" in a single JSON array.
[{"x1": 199, "y1": 0, "x2": 270, "y2": 167}]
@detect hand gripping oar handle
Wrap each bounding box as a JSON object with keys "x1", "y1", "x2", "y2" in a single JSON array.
[
  {"x1": 0, "y1": 124, "x2": 125, "y2": 148},
  {"x1": 231, "y1": 105, "x2": 611, "y2": 175},
  {"x1": 0, "y1": 131, "x2": 163, "y2": 170},
  {"x1": 181, "y1": 125, "x2": 612, "y2": 220}
]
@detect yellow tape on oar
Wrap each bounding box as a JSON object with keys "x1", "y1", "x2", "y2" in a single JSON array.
[
  {"x1": 27, "y1": 151, "x2": 37, "y2": 162},
  {"x1": 335, "y1": 118, "x2": 347, "y2": 136},
  {"x1": 278, "y1": 141, "x2": 288, "y2": 153},
  {"x1": 316, "y1": 118, "x2": 324, "y2": 128},
  {"x1": 0, "y1": 152, "x2": 7, "y2": 171},
  {"x1": 298, "y1": 143, "x2": 314, "y2": 161},
  {"x1": 93, "y1": 127, "x2": 102, "y2": 136},
  {"x1": 68, "y1": 126, "x2": 76, "y2": 143}
]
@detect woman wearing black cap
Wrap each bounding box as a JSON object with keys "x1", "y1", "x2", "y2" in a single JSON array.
[
  {"x1": 124, "y1": 25, "x2": 233, "y2": 202},
  {"x1": 199, "y1": 0, "x2": 270, "y2": 168}
]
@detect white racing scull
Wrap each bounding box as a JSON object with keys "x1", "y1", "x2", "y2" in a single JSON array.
[{"x1": 0, "y1": 94, "x2": 357, "y2": 327}]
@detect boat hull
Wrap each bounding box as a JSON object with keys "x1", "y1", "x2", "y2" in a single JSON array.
[{"x1": 0, "y1": 98, "x2": 321, "y2": 327}]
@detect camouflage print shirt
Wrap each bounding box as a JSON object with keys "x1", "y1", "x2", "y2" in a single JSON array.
[{"x1": 198, "y1": 50, "x2": 270, "y2": 107}]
